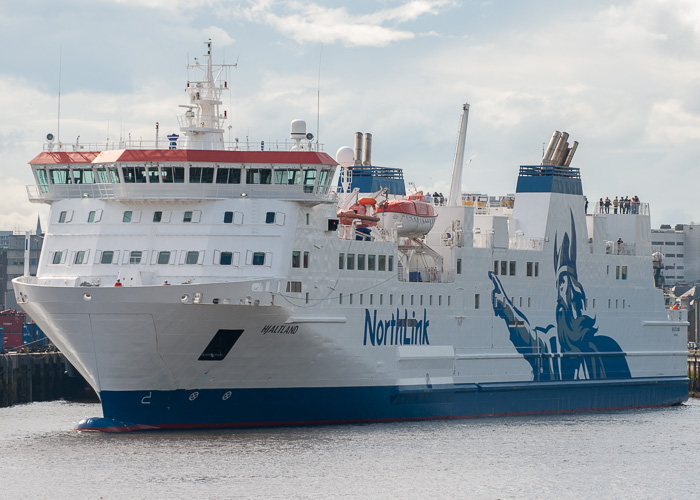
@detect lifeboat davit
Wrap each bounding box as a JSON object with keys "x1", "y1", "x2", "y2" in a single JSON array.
[
  {"x1": 338, "y1": 200, "x2": 380, "y2": 227},
  {"x1": 376, "y1": 199, "x2": 436, "y2": 237}
]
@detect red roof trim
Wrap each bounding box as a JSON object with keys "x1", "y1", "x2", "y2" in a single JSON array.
[
  {"x1": 29, "y1": 151, "x2": 101, "y2": 165},
  {"x1": 30, "y1": 149, "x2": 338, "y2": 166}
]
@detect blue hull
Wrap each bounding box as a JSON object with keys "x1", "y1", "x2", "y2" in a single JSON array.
[{"x1": 76, "y1": 377, "x2": 689, "y2": 431}]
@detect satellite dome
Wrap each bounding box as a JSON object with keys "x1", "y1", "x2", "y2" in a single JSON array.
[{"x1": 335, "y1": 146, "x2": 354, "y2": 168}]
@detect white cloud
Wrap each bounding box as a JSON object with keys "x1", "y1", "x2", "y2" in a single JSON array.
[{"x1": 235, "y1": 0, "x2": 456, "y2": 47}]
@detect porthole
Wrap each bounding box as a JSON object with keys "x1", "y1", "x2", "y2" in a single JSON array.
[
  {"x1": 180, "y1": 294, "x2": 190, "y2": 303},
  {"x1": 83, "y1": 293, "x2": 92, "y2": 301}
]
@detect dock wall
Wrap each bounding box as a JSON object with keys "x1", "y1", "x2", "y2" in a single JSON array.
[{"x1": 0, "y1": 352, "x2": 97, "y2": 407}]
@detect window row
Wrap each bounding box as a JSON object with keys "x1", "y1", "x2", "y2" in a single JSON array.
[
  {"x1": 50, "y1": 249, "x2": 271, "y2": 267},
  {"x1": 338, "y1": 292, "x2": 457, "y2": 308},
  {"x1": 36, "y1": 165, "x2": 333, "y2": 194},
  {"x1": 58, "y1": 209, "x2": 286, "y2": 226},
  {"x1": 339, "y1": 253, "x2": 394, "y2": 272}
]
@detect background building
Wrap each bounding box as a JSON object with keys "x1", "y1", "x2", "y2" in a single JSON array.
[{"x1": 651, "y1": 224, "x2": 700, "y2": 286}]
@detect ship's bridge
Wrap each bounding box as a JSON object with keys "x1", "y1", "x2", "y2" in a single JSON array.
[{"x1": 26, "y1": 148, "x2": 338, "y2": 202}]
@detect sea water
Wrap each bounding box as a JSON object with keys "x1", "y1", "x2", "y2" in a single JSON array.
[{"x1": 2, "y1": 399, "x2": 698, "y2": 499}]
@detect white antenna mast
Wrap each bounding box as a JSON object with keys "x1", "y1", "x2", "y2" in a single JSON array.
[
  {"x1": 316, "y1": 45, "x2": 322, "y2": 152},
  {"x1": 57, "y1": 45, "x2": 62, "y2": 144}
]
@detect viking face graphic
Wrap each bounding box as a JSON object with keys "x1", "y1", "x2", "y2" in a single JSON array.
[{"x1": 489, "y1": 209, "x2": 631, "y2": 380}]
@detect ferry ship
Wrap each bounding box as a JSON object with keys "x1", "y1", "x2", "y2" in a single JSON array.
[{"x1": 13, "y1": 41, "x2": 688, "y2": 431}]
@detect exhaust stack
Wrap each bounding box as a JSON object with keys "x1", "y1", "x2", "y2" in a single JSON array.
[
  {"x1": 362, "y1": 133, "x2": 373, "y2": 166},
  {"x1": 354, "y1": 132, "x2": 363, "y2": 166}
]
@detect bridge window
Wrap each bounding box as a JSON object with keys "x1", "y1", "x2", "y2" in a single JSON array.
[
  {"x1": 186, "y1": 251, "x2": 199, "y2": 264},
  {"x1": 183, "y1": 211, "x2": 193, "y2": 222},
  {"x1": 252, "y1": 252, "x2": 265, "y2": 266},
  {"x1": 189, "y1": 167, "x2": 214, "y2": 183},
  {"x1": 123, "y1": 211, "x2": 132, "y2": 222},
  {"x1": 266, "y1": 212, "x2": 275, "y2": 224},
  {"x1": 303, "y1": 169, "x2": 317, "y2": 193},
  {"x1": 274, "y1": 169, "x2": 301, "y2": 185},
  {"x1": 339, "y1": 253, "x2": 344, "y2": 270},
  {"x1": 388, "y1": 256, "x2": 393, "y2": 272},
  {"x1": 147, "y1": 167, "x2": 160, "y2": 183},
  {"x1": 347, "y1": 253, "x2": 355, "y2": 270},
  {"x1": 50, "y1": 168, "x2": 71, "y2": 184},
  {"x1": 161, "y1": 166, "x2": 185, "y2": 183},
  {"x1": 216, "y1": 167, "x2": 241, "y2": 184},
  {"x1": 493, "y1": 260, "x2": 499, "y2": 275},
  {"x1": 501, "y1": 261, "x2": 507, "y2": 275},
  {"x1": 101, "y1": 251, "x2": 114, "y2": 264},
  {"x1": 357, "y1": 254, "x2": 365, "y2": 270},
  {"x1": 509, "y1": 261, "x2": 516, "y2": 276},
  {"x1": 153, "y1": 211, "x2": 162, "y2": 223},
  {"x1": 59, "y1": 211, "x2": 67, "y2": 223},
  {"x1": 122, "y1": 166, "x2": 147, "y2": 183},
  {"x1": 246, "y1": 168, "x2": 272, "y2": 184},
  {"x1": 378, "y1": 255, "x2": 386, "y2": 271},
  {"x1": 292, "y1": 251, "x2": 301, "y2": 268}
]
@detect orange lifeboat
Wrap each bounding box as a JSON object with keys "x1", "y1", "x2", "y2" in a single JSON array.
[{"x1": 376, "y1": 199, "x2": 436, "y2": 237}]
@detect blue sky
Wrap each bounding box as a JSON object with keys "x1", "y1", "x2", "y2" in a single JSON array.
[{"x1": 1, "y1": 0, "x2": 699, "y2": 230}]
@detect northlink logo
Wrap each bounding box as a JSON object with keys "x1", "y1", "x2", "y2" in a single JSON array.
[
  {"x1": 364, "y1": 309, "x2": 430, "y2": 346},
  {"x1": 489, "y1": 211, "x2": 631, "y2": 381}
]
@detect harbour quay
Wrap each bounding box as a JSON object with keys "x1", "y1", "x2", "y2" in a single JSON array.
[{"x1": 0, "y1": 352, "x2": 96, "y2": 407}]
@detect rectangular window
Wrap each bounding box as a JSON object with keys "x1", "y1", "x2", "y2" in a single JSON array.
[
  {"x1": 357, "y1": 254, "x2": 365, "y2": 271},
  {"x1": 388, "y1": 256, "x2": 393, "y2": 272},
  {"x1": 52, "y1": 251, "x2": 62, "y2": 264},
  {"x1": 339, "y1": 253, "x2": 344, "y2": 270},
  {"x1": 501, "y1": 261, "x2": 507, "y2": 275},
  {"x1": 457, "y1": 258, "x2": 462, "y2": 275},
  {"x1": 534, "y1": 262, "x2": 539, "y2": 277},
  {"x1": 527, "y1": 262, "x2": 533, "y2": 277},
  {"x1": 347, "y1": 253, "x2": 355, "y2": 270},
  {"x1": 153, "y1": 211, "x2": 162, "y2": 223},
  {"x1": 286, "y1": 281, "x2": 302, "y2": 293},
  {"x1": 252, "y1": 252, "x2": 265, "y2": 266},
  {"x1": 74, "y1": 251, "x2": 85, "y2": 264},
  {"x1": 101, "y1": 251, "x2": 114, "y2": 264},
  {"x1": 265, "y1": 212, "x2": 275, "y2": 224},
  {"x1": 616, "y1": 266, "x2": 620, "y2": 279},
  {"x1": 183, "y1": 211, "x2": 193, "y2": 223},
  {"x1": 292, "y1": 251, "x2": 301, "y2": 268},
  {"x1": 592, "y1": 299, "x2": 596, "y2": 308},
  {"x1": 621, "y1": 266, "x2": 627, "y2": 280},
  {"x1": 129, "y1": 251, "x2": 142, "y2": 264},
  {"x1": 493, "y1": 260, "x2": 498, "y2": 275},
  {"x1": 157, "y1": 251, "x2": 171, "y2": 265},
  {"x1": 475, "y1": 294, "x2": 480, "y2": 309},
  {"x1": 368, "y1": 255, "x2": 376, "y2": 271},
  {"x1": 378, "y1": 255, "x2": 386, "y2": 271},
  {"x1": 123, "y1": 211, "x2": 132, "y2": 223},
  {"x1": 220, "y1": 252, "x2": 233, "y2": 265},
  {"x1": 87, "y1": 211, "x2": 95, "y2": 223},
  {"x1": 224, "y1": 211, "x2": 233, "y2": 223},
  {"x1": 509, "y1": 261, "x2": 516, "y2": 276},
  {"x1": 303, "y1": 251, "x2": 309, "y2": 269},
  {"x1": 186, "y1": 251, "x2": 199, "y2": 264}
]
